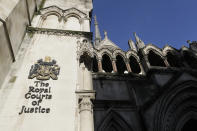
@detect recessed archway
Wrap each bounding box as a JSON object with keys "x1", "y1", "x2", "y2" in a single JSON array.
[
  {"x1": 79, "y1": 52, "x2": 92, "y2": 71},
  {"x1": 102, "y1": 54, "x2": 113, "y2": 73},
  {"x1": 42, "y1": 15, "x2": 60, "y2": 29},
  {"x1": 129, "y1": 55, "x2": 141, "y2": 74},
  {"x1": 116, "y1": 55, "x2": 127, "y2": 74},
  {"x1": 148, "y1": 50, "x2": 166, "y2": 67},
  {"x1": 93, "y1": 56, "x2": 98, "y2": 72},
  {"x1": 64, "y1": 16, "x2": 81, "y2": 31},
  {"x1": 153, "y1": 81, "x2": 197, "y2": 131}
]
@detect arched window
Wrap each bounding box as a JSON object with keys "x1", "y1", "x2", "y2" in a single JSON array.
[
  {"x1": 166, "y1": 52, "x2": 182, "y2": 67},
  {"x1": 129, "y1": 56, "x2": 141, "y2": 74},
  {"x1": 102, "y1": 54, "x2": 113, "y2": 73},
  {"x1": 79, "y1": 52, "x2": 92, "y2": 71},
  {"x1": 116, "y1": 55, "x2": 127, "y2": 74},
  {"x1": 64, "y1": 16, "x2": 81, "y2": 31},
  {"x1": 148, "y1": 50, "x2": 166, "y2": 67},
  {"x1": 183, "y1": 51, "x2": 197, "y2": 68},
  {"x1": 92, "y1": 56, "x2": 98, "y2": 72},
  {"x1": 42, "y1": 15, "x2": 60, "y2": 29}
]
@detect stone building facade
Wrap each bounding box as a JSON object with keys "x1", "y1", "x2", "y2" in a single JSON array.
[{"x1": 0, "y1": 0, "x2": 197, "y2": 131}]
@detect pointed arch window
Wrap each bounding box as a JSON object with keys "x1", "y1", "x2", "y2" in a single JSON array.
[
  {"x1": 79, "y1": 52, "x2": 92, "y2": 70},
  {"x1": 129, "y1": 55, "x2": 141, "y2": 74},
  {"x1": 116, "y1": 55, "x2": 127, "y2": 74},
  {"x1": 42, "y1": 15, "x2": 60, "y2": 29},
  {"x1": 148, "y1": 50, "x2": 166, "y2": 67},
  {"x1": 93, "y1": 56, "x2": 98, "y2": 72},
  {"x1": 102, "y1": 54, "x2": 113, "y2": 73},
  {"x1": 64, "y1": 16, "x2": 81, "y2": 31}
]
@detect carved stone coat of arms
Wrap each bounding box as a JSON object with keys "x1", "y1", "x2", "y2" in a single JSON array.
[{"x1": 28, "y1": 56, "x2": 60, "y2": 80}]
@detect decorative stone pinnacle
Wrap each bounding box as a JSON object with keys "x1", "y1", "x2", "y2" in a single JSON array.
[
  {"x1": 134, "y1": 32, "x2": 139, "y2": 41},
  {"x1": 94, "y1": 15, "x2": 98, "y2": 25},
  {"x1": 128, "y1": 39, "x2": 137, "y2": 51},
  {"x1": 134, "y1": 32, "x2": 145, "y2": 49},
  {"x1": 104, "y1": 31, "x2": 108, "y2": 38}
]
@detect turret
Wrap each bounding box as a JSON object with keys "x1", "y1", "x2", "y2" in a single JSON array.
[{"x1": 128, "y1": 38, "x2": 137, "y2": 51}]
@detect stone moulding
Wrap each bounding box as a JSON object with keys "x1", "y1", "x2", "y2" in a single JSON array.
[
  {"x1": 40, "y1": 6, "x2": 89, "y2": 21},
  {"x1": 75, "y1": 90, "x2": 96, "y2": 99},
  {"x1": 26, "y1": 26, "x2": 92, "y2": 39}
]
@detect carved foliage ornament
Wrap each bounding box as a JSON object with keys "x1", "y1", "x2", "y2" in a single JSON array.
[{"x1": 28, "y1": 56, "x2": 60, "y2": 80}]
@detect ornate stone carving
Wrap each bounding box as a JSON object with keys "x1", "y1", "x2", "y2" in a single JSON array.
[
  {"x1": 79, "y1": 96, "x2": 93, "y2": 112},
  {"x1": 63, "y1": 7, "x2": 88, "y2": 22},
  {"x1": 77, "y1": 39, "x2": 94, "y2": 60},
  {"x1": 28, "y1": 56, "x2": 60, "y2": 80},
  {"x1": 27, "y1": 26, "x2": 92, "y2": 39}
]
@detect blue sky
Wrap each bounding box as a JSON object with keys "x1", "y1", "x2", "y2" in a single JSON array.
[{"x1": 91, "y1": 0, "x2": 197, "y2": 51}]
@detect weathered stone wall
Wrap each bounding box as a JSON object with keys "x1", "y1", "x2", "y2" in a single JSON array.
[
  {"x1": 0, "y1": 22, "x2": 13, "y2": 87},
  {"x1": 0, "y1": 0, "x2": 42, "y2": 87},
  {"x1": 0, "y1": 33, "x2": 78, "y2": 131},
  {"x1": 43, "y1": 0, "x2": 93, "y2": 12}
]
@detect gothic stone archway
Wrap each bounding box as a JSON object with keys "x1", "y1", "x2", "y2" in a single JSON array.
[{"x1": 153, "y1": 81, "x2": 197, "y2": 131}]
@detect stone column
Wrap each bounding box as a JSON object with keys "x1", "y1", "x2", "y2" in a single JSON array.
[
  {"x1": 125, "y1": 60, "x2": 132, "y2": 73},
  {"x1": 79, "y1": 62, "x2": 93, "y2": 90},
  {"x1": 139, "y1": 63, "x2": 145, "y2": 75},
  {"x1": 98, "y1": 59, "x2": 103, "y2": 72},
  {"x1": 112, "y1": 59, "x2": 117, "y2": 73},
  {"x1": 79, "y1": 96, "x2": 94, "y2": 131},
  {"x1": 84, "y1": 67, "x2": 93, "y2": 90},
  {"x1": 164, "y1": 58, "x2": 170, "y2": 67}
]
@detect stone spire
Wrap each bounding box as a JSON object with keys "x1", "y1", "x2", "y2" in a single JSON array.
[
  {"x1": 134, "y1": 32, "x2": 145, "y2": 50},
  {"x1": 94, "y1": 15, "x2": 101, "y2": 46},
  {"x1": 128, "y1": 38, "x2": 137, "y2": 51}
]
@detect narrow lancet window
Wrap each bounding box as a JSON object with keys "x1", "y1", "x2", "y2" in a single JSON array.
[
  {"x1": 148, "y1": 50, "x2": 166, "y2": 67},
  {"x1": 93, "y1": 56, "x2": 98, "y2": 72},
  {"x1": 79, "y1": 52, "x2": 92, "y2": 71},
  {"x1": 102, "y1": 54, "x2": 113, "y2": 73},
  {"x1": 129, "y1": 56, "x2": 141, "y2": 74},
  {"x1": 116, "y1": 55, "x2": 127, "y2": 74}
]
